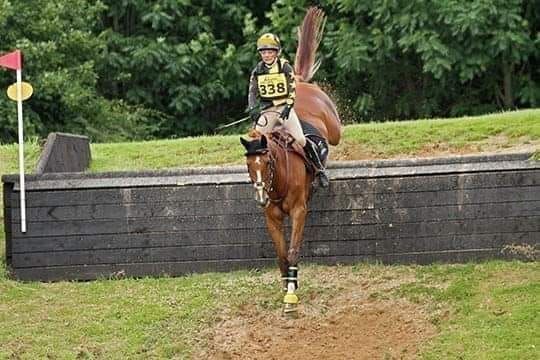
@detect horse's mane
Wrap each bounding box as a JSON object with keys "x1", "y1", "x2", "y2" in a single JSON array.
[{"x1": 294, "y1": 7, "x2": 326, "y2": 83}]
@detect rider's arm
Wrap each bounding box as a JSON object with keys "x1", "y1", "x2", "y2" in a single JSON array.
[{"x1": 247, "y1": 67, "x2": 259, "y2": 110}]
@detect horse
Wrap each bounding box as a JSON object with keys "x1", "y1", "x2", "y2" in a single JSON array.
[{"x1": 240, "y1": 7, "x2": 342, "y2": 316}]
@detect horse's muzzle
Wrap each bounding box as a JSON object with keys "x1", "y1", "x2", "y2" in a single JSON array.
[{"x1": 254, "y1": 182, "x2": 268, "y2": 207}]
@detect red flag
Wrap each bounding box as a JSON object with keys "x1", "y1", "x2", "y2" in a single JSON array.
[{"x1": 0, "y1": 50, "x2": 22, "y2": 70}]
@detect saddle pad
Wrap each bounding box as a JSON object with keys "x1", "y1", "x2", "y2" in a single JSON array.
[{"x1": 299, "y1": 119, "x2": 322, "y2": 138}]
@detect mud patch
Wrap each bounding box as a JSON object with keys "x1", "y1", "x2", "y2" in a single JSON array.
[{"x1": 196, "y1": 267, "x2": 437, "y2": 359}]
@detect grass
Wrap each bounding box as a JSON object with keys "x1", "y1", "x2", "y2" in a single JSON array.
[
  {"x1": 89, "y1": 135, "x2": 246, "y2": 172},
  {"x1": 0, "y1": 109, "x2": 539, "y2": 358},
  {"x1": 397, "y1": 261, "x2": 540, "y2": 359},
  {"x1": 0, "y1": 271, "x2": 261, "y2": 358},
  {"x1": 0, "y1": 262, "x2": 538, "y2": 358},
  {"x1": 334, "y1": 109, "x2": 540, "y2": 158},
  {"x1": 88, "y1": 108, "x2": 539, "y2": 172}
]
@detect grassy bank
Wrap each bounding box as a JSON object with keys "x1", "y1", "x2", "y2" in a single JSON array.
[
  {"x1": 92, "y1": 108, "x2": 538, "y2": 171},
  {"x1": 0, "y1": 109, "x2": 538, "y2": 173}
]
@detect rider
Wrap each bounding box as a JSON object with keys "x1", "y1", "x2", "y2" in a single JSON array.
[{"x1": 247, "y1": 33, "x2": 329, "y2": 188}]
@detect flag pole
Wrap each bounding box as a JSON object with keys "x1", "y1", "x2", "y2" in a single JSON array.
[
  {"x1": 0, "y1": 50, "x2": 28, "y2": 232},
  {"x1": 16, "y1": 68, "x2": 26, "y2": 233}
]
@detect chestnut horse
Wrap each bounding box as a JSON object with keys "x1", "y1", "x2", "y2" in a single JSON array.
[{"x1": 241, "y1": 7, "x2": 341, "y2": 315}]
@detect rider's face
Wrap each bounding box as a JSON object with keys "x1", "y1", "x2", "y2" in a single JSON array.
[{"x1": 259, "y1": 49, "x2": 278, "y2": 64}]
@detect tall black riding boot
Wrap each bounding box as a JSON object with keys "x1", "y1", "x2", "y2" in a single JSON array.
[{"x1": 304, "y1": 140, "x2": 329, "y2": 188}]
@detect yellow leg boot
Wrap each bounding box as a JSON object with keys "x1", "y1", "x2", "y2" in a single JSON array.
[{"x1": 283, "y1": 281, "x2": 299, "y2": 317}]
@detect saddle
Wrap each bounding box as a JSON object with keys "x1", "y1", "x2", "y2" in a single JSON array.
[{"x1": 269, "y1": 120, "x2": 328, "y2": 172}]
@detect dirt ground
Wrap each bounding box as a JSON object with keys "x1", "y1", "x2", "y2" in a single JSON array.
[{"x1": 195, "y1": 267, "x2": 438, "y2": 360}]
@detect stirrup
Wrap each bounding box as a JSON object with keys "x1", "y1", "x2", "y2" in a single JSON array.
[
  {"x1": 304, "y1": 140, "x2": 324, "y2": 169},
  {"x1": 318, "y1": 170, "x2": 330, "y2": 188}
]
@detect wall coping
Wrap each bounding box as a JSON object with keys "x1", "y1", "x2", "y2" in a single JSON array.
[{"x1": 3, "y1": 152, "x2": 537, "y2": 191}]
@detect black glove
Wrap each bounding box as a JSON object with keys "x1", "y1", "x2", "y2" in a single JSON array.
[
  {"x1": 280, "y1": 105, "x2": 291, "y2": 120},
  {"x1": 249, "y1": 107, "x2": 260, "y2": 122}
]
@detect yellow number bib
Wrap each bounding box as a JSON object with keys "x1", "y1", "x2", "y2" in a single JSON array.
[{"x1": 257, "y1": 73, "x2": 288, "y2": 99}]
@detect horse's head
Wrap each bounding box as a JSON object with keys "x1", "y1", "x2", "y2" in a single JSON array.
[{"x1": 240, "y1": 133, "x2": 274, "y2": 207}]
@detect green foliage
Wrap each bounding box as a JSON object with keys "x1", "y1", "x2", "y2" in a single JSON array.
[
  {"x1": 0, "y1": 0, "x2": 538, "y2": 143},
  {"x1": 318, "y1": 0, "x2": 539, "y2": 120},
  {"x1": 0, "y1": 0, "x2": 145, "y2": 143},
  {"x1": 96, "y1": 0, "x2": 270, "y2": 138}
]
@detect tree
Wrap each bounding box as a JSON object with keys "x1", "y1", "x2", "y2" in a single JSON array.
[
  {"x1": 97, "y1": 0, "x2": 272, "y2": 137},
  {"x1": 268, "y1": 0, "x2": 539, "y2": 120},
  {"x1": 0, "y1": 0, "x2": 152, "y2": 143}
]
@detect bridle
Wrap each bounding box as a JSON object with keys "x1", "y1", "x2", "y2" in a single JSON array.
[{"x1": 249, "y1": 138, "x2": 289, "y2": 206}]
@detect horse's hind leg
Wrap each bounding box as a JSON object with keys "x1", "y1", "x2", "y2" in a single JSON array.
[{"x1": 264, "y1": 204, "x2": 289, "y2": 288}]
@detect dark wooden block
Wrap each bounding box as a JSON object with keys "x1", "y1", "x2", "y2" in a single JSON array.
[
  {"x1": 36, "y1": 133, "x2": 91, "y2": 174},
  {"x1": 2, "y1": 152, "x2": 539, "y2": 281}
]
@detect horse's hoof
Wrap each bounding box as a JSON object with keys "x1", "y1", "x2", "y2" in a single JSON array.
[{"x1": 283, "y1": 303, "x2": 299, "y2": 318}]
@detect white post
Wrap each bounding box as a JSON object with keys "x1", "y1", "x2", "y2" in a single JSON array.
[{"x1": 16, "y1": 68, "x2": 26, "y2": 233}]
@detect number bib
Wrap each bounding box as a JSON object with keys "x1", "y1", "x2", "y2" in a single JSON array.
[{"x1": 257, "y1": 73, "x2": 288, "y2": 99}]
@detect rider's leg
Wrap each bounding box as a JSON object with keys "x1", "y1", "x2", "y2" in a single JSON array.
[
  {"x1": 303, "y1": 138, "x2": 330, "y2": 188},
  {"x1": 282, "y1": 107, "x2": 306, "y2": 147},
  {"x1": 282, "y1": 106, "x2": 329, "y2": 187}
]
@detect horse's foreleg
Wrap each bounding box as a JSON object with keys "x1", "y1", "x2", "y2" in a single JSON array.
[
  {"x1": 287, "y1": 204, "x2": 308, "y2": 267},
  {"x1": 281, "y1": 204, "x2": 307, "y2": 316},
  {"x1": 285, "y1": 204, "x2": 308, "y2": 292},
  {"x1": 264, "y1": 204, "x2": 289, "y2": 282}
]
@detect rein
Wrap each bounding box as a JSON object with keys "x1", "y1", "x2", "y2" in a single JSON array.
[{"x1": 266, "y1": 136, "x2": 289, "y2": 203}]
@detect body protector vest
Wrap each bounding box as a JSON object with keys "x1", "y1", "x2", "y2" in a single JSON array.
[{"x1": 248, "y1": 58, "x2": 296, "y2": 109}]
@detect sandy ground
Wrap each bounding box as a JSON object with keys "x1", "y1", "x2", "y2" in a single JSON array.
[{"x1": 195, "y1": 267, "x2": 439, "y2": 360}]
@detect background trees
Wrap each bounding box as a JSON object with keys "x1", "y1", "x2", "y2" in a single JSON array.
[{"x1": 0, "y1": 0, "x2": 537, "y2": 143}]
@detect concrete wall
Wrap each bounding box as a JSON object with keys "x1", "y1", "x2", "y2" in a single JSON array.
[{"x1": 2, "y1": 153, "x2": 539, "y2": 281}]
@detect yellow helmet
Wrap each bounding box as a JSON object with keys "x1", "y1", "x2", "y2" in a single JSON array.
[{"x1": 256, "y1": 33, "x2": 281, "y2": 51}]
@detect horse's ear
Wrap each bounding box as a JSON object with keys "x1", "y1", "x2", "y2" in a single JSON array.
[
  {"x1": 240, "y1": 137, "x2": 250, "y2": 150},
  {"x1": 260, "y1": 135, "x2": 268, "y2": 148}
]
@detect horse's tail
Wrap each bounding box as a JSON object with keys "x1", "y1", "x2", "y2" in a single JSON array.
[{"x1": 294, "y1": 7, "x2": 326, "y2": 83}]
